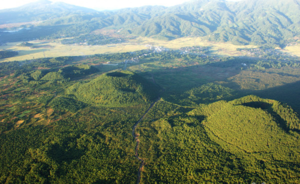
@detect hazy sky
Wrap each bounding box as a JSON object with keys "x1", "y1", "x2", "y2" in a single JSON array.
[{"x1": 0, "y1": 0, "x2": 193, "y2": 10}]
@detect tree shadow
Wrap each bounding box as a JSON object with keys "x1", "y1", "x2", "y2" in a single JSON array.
[
  {"x1": 168, "y1": 114, "x2": 205, "y2": 127},
  {"x1": 106, "y1": 71, "x2": 129, "y2": 77},
  {"x1": 79, "y1": 52, "x2": 300, "y2": 117},
  {"x1": 175, "y1": 14, "x2": 218, "y2": 33},
  {"x1": 207, "y1": 57, "x2": 257, "y2": 68},
  {"x1": 12, "y1": 49, "x2": 49, "y2": 59},
  {"x1": 254, "y1": 80, "x2": 300, "y2": 115},
  {"x1": 92, "y1": 179, "x2": 116, "y2": 184},
  {"x1": 47, "y1": 141, "x2": 85, "y2": 164},
  {"x1": 140, "y1": 57, "x2": 250, "y2": 105},
  {"x1": 242, "y1": 102, "x2": 272, "y2": 110}
]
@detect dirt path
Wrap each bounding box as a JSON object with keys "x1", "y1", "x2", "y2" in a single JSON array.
[
  {"x1": 132, "y1": 72, "x2": 162, "y2": 184},
  {"x1": 123, "y1": 60, "x2": 128, "y2": 70},
  {"x1": 132, "y1": 97, "x2": 160, "y2": 184}
]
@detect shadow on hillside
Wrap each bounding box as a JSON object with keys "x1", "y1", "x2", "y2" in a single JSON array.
[
  {"x1": 134, "y1": 57, "x2": 250, "y2": 105},
  {"x1": 0, "y1": 25, "x2": 68, "y2": 43},
  {"x1": 107, "y1": 71, "x2": 129, "y2": 77},
  {"x1": 86, "y1": 54, "x2": 300, "y2": 115},
  {"x1": 254, "y1": 80, "x2": 300, "y2": 115},
  {"x1": 168, "y1": 115, "x2": 205, "y2": 127},
  {"x1": 47, "y1": 141, "x2": 85, "y2": 164},
  {"x1": 93, "y1": 179, "x2": 115, "y2": 184},
  {"x1": 11, "y1": 49, "x2": 49, "y2": 59},
  {"x1": 242, "y1": 102, "x2": 272, "y2": 110},
  {"x1": 140, "y1": 57, "x2": 300, "y2": 114},
  {"x1": 241, "y1": 101, "x2": 289, "y2": 132},
  {"x1": 176, "y1": 14, "x2": 217, "y2": 33},
  {"x1": 207, "y1": 57, "x2": 257, "y2": 68}
]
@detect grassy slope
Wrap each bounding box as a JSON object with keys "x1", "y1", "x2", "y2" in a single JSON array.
[
  {"x1": 136, "y1": 96, "x2": 300, "y2": 183},
  {"x1": 66, "y1": 70, "x2": 160, "y2": 107}
]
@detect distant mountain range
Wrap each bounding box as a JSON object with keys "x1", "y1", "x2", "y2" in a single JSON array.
[
  {"x1": 0, "y1": 0, "x2": 98, "y2": 24},
  {"x1": 1, "y1": 0, "x2": 300, "y2": 47}
]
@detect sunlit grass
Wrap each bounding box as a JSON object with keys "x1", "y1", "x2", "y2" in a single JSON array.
[
  {"x1": 136, "y1": 37, "x2": 258, "y2": 56},
  {"x1": 1, "y1": 36, "x2": 298, "y2": 63},
  {"x1": 282, "y1": 45, "x2": 300, "y2": 57},
  {"x1": 0, "y1": 40, "x2": 148, "y2": 62},
  {"x1": 0, "y1": 37, "x2": 259, "y2": 62}
]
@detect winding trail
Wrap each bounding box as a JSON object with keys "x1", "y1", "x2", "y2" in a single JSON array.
[
  {"x1": 132, "y1": 73, "x2": 161, "y2": 184},
  {"x1": 132, "y1": 97, "x2": 160, "y2": 184},
  {"x1": 123, "y1": 60, "x2": 128, "y2": 70}
]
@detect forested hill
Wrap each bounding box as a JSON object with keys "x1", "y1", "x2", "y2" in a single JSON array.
[
  {"x1": 1, "y1": 0, "x2": 300, "y2": 47},
  {"x1": 0, "y1": 0, "x2": 99, "y2": 24},
  {"x1": 130, "y1": 0, "x2": 300, "y2": 46}
]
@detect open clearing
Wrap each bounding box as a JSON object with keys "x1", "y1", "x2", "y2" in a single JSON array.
[
  {"x1": 0, "y1": 40, "x2": 148, "y2": 62},
  {"x1": 0, "y1": 37, "x2": 298, "y2": 62},
  {"x1": 281, "y1": 45, "x2": 300, "y2": 57},
  {"x1": 136, "y1": 37, "x2": 258, "y2": 55}
]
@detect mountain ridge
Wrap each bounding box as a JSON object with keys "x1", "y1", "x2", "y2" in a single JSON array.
[
  {"x1": 1, "y1": 0, "x2": 300, "y2": 47},
  {"x1": 0, "y1": 0, "x2": 98, "y2": 24}
]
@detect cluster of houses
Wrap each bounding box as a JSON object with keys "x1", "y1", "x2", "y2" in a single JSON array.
[
  {"x1": 103, "y1": 45, "x2": 170, "y2": 67},
  {"x1": 103, "y1": 61, "x2": 118, "y2": 66},
  {"x1": 103, "y1": 57, "x2": 140, "y2": 67},
  {"x1": 123, "y1": 57, "x2": 139, "y2": 64},
  {"x1": 177, "y1": 46, "x2": 211, "y2": 57},
  {"x1": 102, "y1": 45, "x2": 221, "y2": 67},
  {"x1": 104, "y1": 45, "x2": 215, "y2": 67},
  {"x1": 179, "y1": 46, "x2": 209, "y2": 53},
  {"x1": 146, "y1": 45, "x2": 210, "y2": 55},
  {"x1": 145, "y1": 45, "x2": 169, "y2": 52}
]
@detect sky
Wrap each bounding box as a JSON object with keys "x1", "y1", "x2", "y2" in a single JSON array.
[{"x1": 0, "y1": 0, "x2": 193, "y2": 11}]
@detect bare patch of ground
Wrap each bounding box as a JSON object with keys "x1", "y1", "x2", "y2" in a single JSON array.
[
  {"x1": 16, "y1": 120, "x2": 24, "y2": 127},
  {"x1": 37, "y1": 67, "x2": 50, "y2": 70},
  {"x1": 46, "y1": 119, "x2": 51, "y2": 125},
  {"x1": 0, "y1": 76, "x2": 8, "y2": 81},
  {"x1": 34, "y1": 113, "x2": 43, "y2": 118},
  {"x1": 47, "y1": 108, "x2": 54, "y2": 116}
]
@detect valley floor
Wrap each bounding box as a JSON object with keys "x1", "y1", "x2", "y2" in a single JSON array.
[{"x1": 1, "y1": 37, "x2": 298, "y2": 63}]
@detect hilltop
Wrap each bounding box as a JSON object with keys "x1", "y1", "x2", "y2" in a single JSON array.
[
  {"x1": 136, "y1": 95, "x2": 300, "y2": 183},
  {"x1": 66, "y1": 71, "x2": 160, "y2": 107},
  {"x1": 200, "y1": 96, "x2": 300, "y2": 159},
  {"x1": 0, "y1": 0, "x2": 98, "y2": 24}
]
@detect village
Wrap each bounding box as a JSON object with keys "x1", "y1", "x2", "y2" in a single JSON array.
[
  {"x1": 103, "y1": 45, "x2": 170, "y2": 66},
  {"x1": 103, "y1": 45, "x2": 224, "y2": 67}
]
